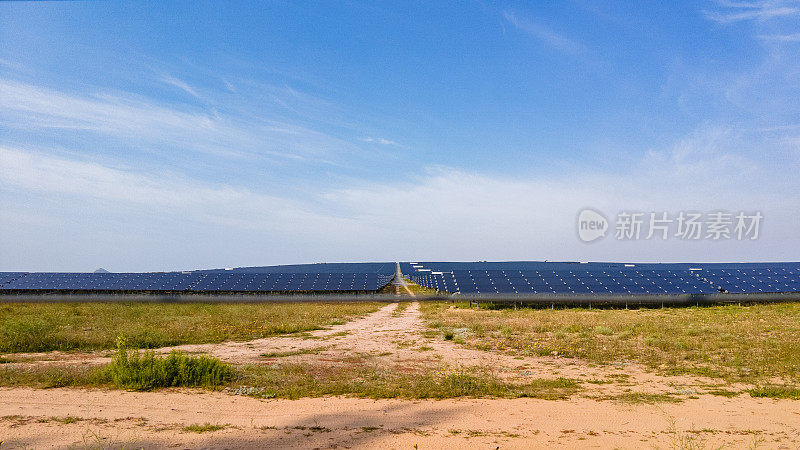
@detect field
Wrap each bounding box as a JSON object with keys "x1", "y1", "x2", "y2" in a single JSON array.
[
  {"x1": 422, "y1": 301, "x2": 800, "y2": 383},
  {"x1": 0, "y1": 301, "x2": 381, "y2": 352},
  {"x1": 1, "y1": 299, "x2": 799, "y2": 448}
]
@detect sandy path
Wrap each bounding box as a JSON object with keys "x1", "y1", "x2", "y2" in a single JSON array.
[
  {"x1": 2, "y1": 302, "x2": 800, "y2": 448},
  {"x1": 1, "y1": 387, "x2": 798, "y2": 448}
]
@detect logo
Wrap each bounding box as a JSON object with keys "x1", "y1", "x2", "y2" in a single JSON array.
[{"x1": 577, "y1": 208, "x2": 608, "y2": 242}]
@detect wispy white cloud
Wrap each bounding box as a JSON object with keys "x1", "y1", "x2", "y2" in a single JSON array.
[
  {"x1": 640, "y1": 126, "x2": 756, "y2": 179},
  {"x1": 0, "y1": 145, "x2": 350, "y2": 232},
  {"x1": 703, "y1": 0, "x2": 799, "y2": 24},
  {"x1": 221, "y1": 78, "x2": 237, "y2": 93},
  {"x1": 0, "y1": 77, "x2": 352, "y2": 163},
  {"x1": 758, "y1": 32, "x2": 800, "y2": 41},
  {"x1": 160, "y1": 74, "x2": 201, "y2": 98},
  {"x1": 359, "y1": 136, "x2": 406, "y2": 148},
  {"x1": 502, "y1": 11, "x2": 586, "y2": 56},
  {"x1": 0, "y1": 58, "x2": 23, "y2": 70}
]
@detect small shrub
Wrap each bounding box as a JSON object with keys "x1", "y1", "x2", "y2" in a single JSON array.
[
  {"x1": 106, "y1": 336, "x2": 233, "y2": 391},
  {"x1": 443, "y1": 330, "x2": 454, "y2": 340}
]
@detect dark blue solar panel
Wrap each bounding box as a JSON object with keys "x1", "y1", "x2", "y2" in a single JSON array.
[
  {"x1": 5, "y1": 261, "x2": 798, "y2": 295},
  {"x1": 410, "y1": 267, "x2": 734, "y2": 295}
]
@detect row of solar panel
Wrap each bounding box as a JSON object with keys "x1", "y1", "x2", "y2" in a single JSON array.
[
  {"x1": 410, "y1": 269, "x2": 800, "y2": 295},
  {"x1": 471, "y1": 270, "x2": 708, "y2": 280},
  {"x1": 401, "y1": 261, "x2": 800, "y2": 274},
  {"x1": 0, "y1": 272, "x2": 393, "y2": 292},
  {"x1": 197, "y1": 262, "x2": 396, "y2": 275}
]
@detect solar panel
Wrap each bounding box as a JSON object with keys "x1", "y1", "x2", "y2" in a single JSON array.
[{"x1": 4, "y1": 262, "x2": 799, "y2": 295}]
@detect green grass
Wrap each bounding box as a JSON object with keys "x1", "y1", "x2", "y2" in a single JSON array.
[
  {"x1": 259, "y1": 347, "x2": 326, "y2": 358},
  {"x1": 421, "y1": 301, "x2": 800, "y2": 382},
  {"x1": 233, "y1": 362, "x2": 580, "y2": 400},
  {"x1": 0, "y1": 364, "x2": 108, "y2": 388},
  {"x1": 707, "y1": 388, "x2": 739, "y2": 397},
  {"x1": 748, "y1": 385, "x2": 800, "y2": 400},
  {"x1": 183, "y1": 423, "x2": 227, "y2": 433},
  {"x1": 50, "y1": 416, "x2": 82, "y2": 424},
  {"x1": 608, "y1": 392, "x2": 683, "y2": 404},
  {"x1": 0, "y1": 302, "x2": 381, "y2": 353}
]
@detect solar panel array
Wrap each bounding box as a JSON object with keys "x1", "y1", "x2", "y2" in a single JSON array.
[
  {"x1": 695, "y1": 267, "x2": 800, "y2": 294},
  {"x1": 196, "y1": 262, "x2": 396, "y2": 275},
  {"x1": 0, "y1": 271, "x2": 393, "y2": 293},
  {"x1": 3, "y1": 262, "x2": 800, "y2": 296},
  {"x1": 406, "y1": 262, "x2": 800, "y2": 295}
]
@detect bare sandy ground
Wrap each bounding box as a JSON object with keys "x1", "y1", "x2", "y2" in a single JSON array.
[
  {"x1": 2, "y1": 302, "x2": 799, "y2": 448},
  {"x1": 2, "y1": 387, "x2": 799, "y2": 449}
]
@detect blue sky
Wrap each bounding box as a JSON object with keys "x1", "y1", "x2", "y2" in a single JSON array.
[{"x1": 1, "y1": 1, "x2": 800, "y2": 271}]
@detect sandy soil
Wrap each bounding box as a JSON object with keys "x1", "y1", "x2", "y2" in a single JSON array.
[
  {"x1": 2, "y1": 302, "x2": 799, "y2": 448},
  {"x1": 2, "y1": 388, "x2": 799, "y2": 449}
]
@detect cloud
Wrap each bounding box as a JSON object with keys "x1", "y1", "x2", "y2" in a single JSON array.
[
  {"x1": 0, "y1": 58, "x2": 23, "y2": 70},
  {"x1": 0, "y1": 145, "x2": 351, "y2": 233},
  {"x1": 703, "y1": 1, "x2": 799, "y2": 24},
  {"x1": 160, "y1": 74, "x2": 201, "y2": 98},
  {"x1": 359, "y1": 137, "x2": 406, "y2": 147},
  {"x1": 640, "y1": 126, "x2": 756, "y2": 179},
  {"x1": 758, "y1": 32, "x2": 800, "y2": 41},
  {"x1": 1, "y1": 120, "x2": 798, "y2": 272},
  {"x1": 0, "y1": 77, "x2": 353, "y2": 163},
  {"x1": 502, "y1": 11, "x2": 586, "y2": 56},
  {"x1": 221, "y1": 78, "x2": 237, "y2": 93}
]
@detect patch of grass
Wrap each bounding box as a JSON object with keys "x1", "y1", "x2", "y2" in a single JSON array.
[
  {"x1": 260, "y1": 347, "x2": 326, "y2": 358},
  {"x1": 0, "y1": 364, "x2": 109, "y2": 388},
  {"x1": 609, "y1": 392, "x2": 683, "y2": 404},
  {"x1": 0, "y1": 302, "x2": 381, "y2": 353},
  {"x1": 50, "y1": 416, "x2": 82, "y2": 424},
  {"x1": 748, "y1": 384, "x2": 800, "y2": 400},
  {"x1": 235, "y1": 362, "x2": 580, "y2": 400},
  {"x1": 421, "y1": 301, "x2": 800, "y2": 382},
  {"x1": 667, "y1": 419, "x2": 709, "y2": 450},
  {"x1": 105, "y1": 337, "x2": 234, "y2": 391},
  {"x1": 585, "y1": 378, "x2": 612, "y2": 385},
  {"x1": 392, "y1": 302, "x2": 410, "y2": 316},
  {"x1": 707, "y1": 388, "x2": 739, "y2": 398},
  {"x1": 183, "y1": 423, "x2": 227, "y2": 433},
  {"x1": 401, "y1": 279, "x2": 439, "y2": 296},
  {"x1": 593, "y1": 325, "x2": 614, "y2": 335}
]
